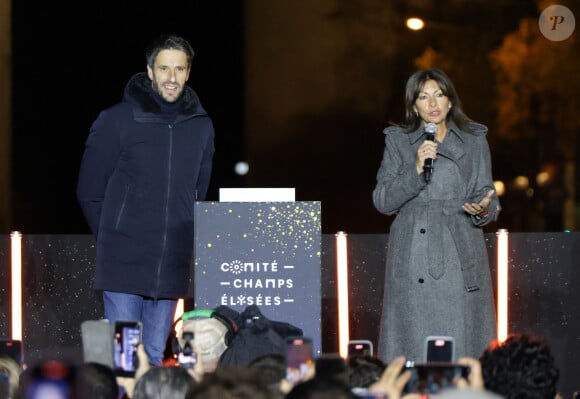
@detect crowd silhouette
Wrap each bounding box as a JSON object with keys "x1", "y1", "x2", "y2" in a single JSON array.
[{"x1": 0, "y1": 329, "x2": 566, "y2": 399}]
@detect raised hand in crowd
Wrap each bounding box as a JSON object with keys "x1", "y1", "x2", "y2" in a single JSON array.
[
  {"x1": 116, "y1": 344, "x2": 150, "y2": 398},
  {"x1": 455, "y1": 357, "x2": 485, "y2": 390},
  {"x1": 367, "y1": 356, "x2": 420, "y2": 399}
]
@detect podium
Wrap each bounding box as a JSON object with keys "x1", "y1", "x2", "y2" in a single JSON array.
[{"x1": 193, "y1": 200, "x2": 322, "y2": 355}]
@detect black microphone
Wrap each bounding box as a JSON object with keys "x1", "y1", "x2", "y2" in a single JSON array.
[{"x1": 423, "y1": 123, "x2": 437, "y2": 183}]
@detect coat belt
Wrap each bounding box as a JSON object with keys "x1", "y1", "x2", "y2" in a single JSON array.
[{"x1": 399, "y1": 200, "x2": 481, "y2": 292}]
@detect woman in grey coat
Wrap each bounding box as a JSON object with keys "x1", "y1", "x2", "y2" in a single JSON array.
[{"x1": 372, "y1": 68, "x2": 501, "y2": 364}]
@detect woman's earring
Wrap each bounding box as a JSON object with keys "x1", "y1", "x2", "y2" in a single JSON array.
[{"x1": 414, "y1": 110, "x2": 418, "y2": 117}]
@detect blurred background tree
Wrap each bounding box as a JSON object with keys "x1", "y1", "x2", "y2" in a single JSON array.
[{"x1": 489, "y1": 6, "x2": 580, "y2": 231}]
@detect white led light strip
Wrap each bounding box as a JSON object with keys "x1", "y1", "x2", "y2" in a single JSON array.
[
  {"x1": 496, "y1": 229, "x2": 509, "y2": 343},
  {"x1": 335, "y1": 231, "x2": 349, "y2": 358},
  {"x1": 10, "y1": 231, "x2": 22, "y2": 341}
]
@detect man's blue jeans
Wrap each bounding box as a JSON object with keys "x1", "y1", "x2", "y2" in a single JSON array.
[{"x1": 103, "y1": 291, "x2": 177, "y2": 366}]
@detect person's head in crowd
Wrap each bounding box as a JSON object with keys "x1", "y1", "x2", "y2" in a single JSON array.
[
  {"x1": 15, "y1": 359, "x2": 77, "y2": 399},
  {"x1": 186, "y1": 366, "x2": 273, "y2": 399},
  {"x1": 479, "y1": 333, "x2": 560, "y2": 399},
  {"x1": 248, "y1": 353, "x2": 289, "y2": 397},
  {"x1": 0, "y1": 354, "x2": 23, "y2": 399},
  {"x1": 314, "y1": 354, "x2": 349, "y2": 387},
  {"x1": 179, "y1": 316, "x2": 231, "y2": 372},
  {"x1": 76, "y1": 362, "x2": 119, "y2": 399},
  {"x1": 285, "y1": 377, "x2": 355, "y2": 399},
  {"x1": 347, "y1": 354, "x2": 386, "y2": 389},
  {"x1": 132, "y1": 366, "x2": 197, "y2": 399}
]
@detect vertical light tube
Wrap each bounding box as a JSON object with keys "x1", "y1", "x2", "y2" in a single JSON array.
[
  {"x1": 496, "y1": 229, "x2": 509, "y2": 343},
  {"x1": 335, "y1": 231, "x2": 349, "y2": 358},
  {"x1": 10, "y1": 231, "x2": 23, "y2": 341}
]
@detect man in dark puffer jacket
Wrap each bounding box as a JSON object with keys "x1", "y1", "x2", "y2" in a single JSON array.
[{"x1": 77, "y1": 34, "x2": 215, "y2": 366}]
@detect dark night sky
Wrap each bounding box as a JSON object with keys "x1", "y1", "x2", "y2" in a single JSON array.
[
  {"x1": 12, "y1": 1, "x2": 245, "y2": 233},
  {"x1": 10, "y1": 1, "x2": 572, "y2": 234}
]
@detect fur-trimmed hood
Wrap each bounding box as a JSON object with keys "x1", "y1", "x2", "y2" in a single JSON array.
[{"x1": 123, "y1": 72, "x2": 206, "y2": 117}]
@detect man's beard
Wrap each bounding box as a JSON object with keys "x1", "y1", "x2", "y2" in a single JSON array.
[{"x1": 152, "y1": 80, "x2": 183, "y2": 103}]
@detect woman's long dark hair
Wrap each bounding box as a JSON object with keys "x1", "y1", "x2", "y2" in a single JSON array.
[{"x1": 402, "y1": 68, "x2": 476, "y2": 133}]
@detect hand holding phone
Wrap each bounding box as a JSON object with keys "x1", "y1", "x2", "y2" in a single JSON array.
[
  {"x1": 402, "y1": 361, "x2": 470, "y2": 394},
  {"x1": 177, "y1": 331, "x2": 197, "y2": 368},
  {"x1": 113, "y1": 321, "x2": 142, "y2": 377},
  {"x1": 285, "y1": 337, "x2": 314, "y2": 387}
]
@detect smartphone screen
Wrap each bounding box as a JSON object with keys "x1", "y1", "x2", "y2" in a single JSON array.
[
  {"x1": 425, "y1": 336, "x2": 454, "y2": 362},
  {"x1": 403, "y1": 362, "x2": 470, "y2": 394},
  {"x1": 81, "y1": 320, "x2": 114, "y2": 368},
  {"x1": 113, "y1": 321, "x2": 142, "y2": 377},
  {"x1": 351, "y1": 387, "x2": 387, "y2": 399},
  {"x1": 348, "y1": 340, "x2": 374, "y2": 357},
  {"x1": 285, "y1": 337, "x2": 314, "y2": 387},
  {"x1": 177, "y1": 331, "x2": 197, "y2": 368}
]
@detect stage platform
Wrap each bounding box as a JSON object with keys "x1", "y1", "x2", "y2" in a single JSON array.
[{"x1": 0, "y1": 232, "x2": 578, "y2": 397}]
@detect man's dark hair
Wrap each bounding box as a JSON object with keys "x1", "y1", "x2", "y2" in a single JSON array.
[
  {"x1": 248, "y1": 353, "x2": 286, "y2": 388},
  {"x1": 347, "y1": 354, "x2": 386, "y2": 388},
  {"x1": 479, "y1": 333, "x2": 559, "y2": 399},
  {"x1": 186, "y1": 367, "x2": 273, "y2": 399},
  {"x1": 285, "y1": 377, "x2": 355, "y2": 399},
  {"x1": 133, "y1": 366, "x2": 197, "y2": 399},
  {"x1": 145, "y1": 34, "x2": 195, "y2": 68},
  {"x1": 77, "y1": 362, "x2": 119, "y2": 399}
]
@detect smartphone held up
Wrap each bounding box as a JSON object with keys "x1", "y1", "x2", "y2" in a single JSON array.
[
  {"x1": 403, "y1": 361, "x2": 470, "y2": 394},
  {"x1": 81, "y1": 320, "x2": 114, "y2": 369},
  {"x1": 348, "y1": 339, "x2": 374, "y2": 357},
  {"x1": 176, "y1": 331, "x2": 197, "y2": 368},
  {"x1": 113, "y1": 320, "x2": 142, "y2": 377},
  {"x1": 425, "y1": 336, "x2": 455, "y2": 363},
  {"x1": 285, "y1": 336, "x2": 314, "y2": 387}
]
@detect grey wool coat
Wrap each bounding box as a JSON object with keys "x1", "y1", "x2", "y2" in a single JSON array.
[{"x1": 372, "y1": 121, "x2": 500, "y2": 364}]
